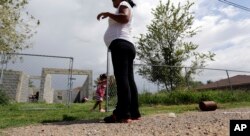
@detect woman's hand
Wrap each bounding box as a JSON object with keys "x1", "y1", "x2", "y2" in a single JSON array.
[
  {"x1": 97, "y1": 12, "x2": 110, "y2": 21},
  {"x1": 97, "y1": 6, "x2": 130, "y2": 24}
]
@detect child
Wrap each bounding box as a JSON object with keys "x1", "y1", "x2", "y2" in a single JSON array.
[{"x1": 91, "y1": 73, "x2": 107, "y2": 112}]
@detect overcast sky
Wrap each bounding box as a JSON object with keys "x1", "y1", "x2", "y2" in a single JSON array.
[{"x1": 19, "y1": 0, "x2": 250, "y2": 90}]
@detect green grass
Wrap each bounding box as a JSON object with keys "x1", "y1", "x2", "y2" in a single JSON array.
[
  {"x1": 139, "y1": 90, "x2": 250, "y2": 105},
  {"x1": 1, "y1": 101, "x2": 250, "y2": 130},
  {"x1": 140, "y1": 102, "x2": 250, "y2": 115},
  {"x1": 0, "y1": 102, "x2": 109, "y2": 129},
  {"x1": 1, "y1": 89, "x2": 250, "y2": 130}
]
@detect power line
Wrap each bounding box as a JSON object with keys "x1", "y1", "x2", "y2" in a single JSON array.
[{"x1": 218, "y1": 0, "x2": 250, "y2": 12}]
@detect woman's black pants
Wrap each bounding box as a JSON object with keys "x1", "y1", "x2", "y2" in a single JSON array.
[{"x1": 109, "y1": 39, "x2": 141, "y2": 119}]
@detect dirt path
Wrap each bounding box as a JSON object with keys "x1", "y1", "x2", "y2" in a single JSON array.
[{"x1": 1, "y1": 107, "x2": 250, "y2": 136}]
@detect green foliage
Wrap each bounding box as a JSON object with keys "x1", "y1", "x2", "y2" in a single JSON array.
[
  {"x1": 107, "y1": 75, "x2": 117, "y2": 99},
  {"x1": 139, "y1": 90, "x2": 250, "y2": 105},
  {"x1": 136, "y1": 0, "x2": 215, "y2": 91},
  {"x1": 0, "y1": 0, "x2": 39, "y2": 53},
  {"x1": 0, "y1": 89, "x2": 9, "y2": 105}
]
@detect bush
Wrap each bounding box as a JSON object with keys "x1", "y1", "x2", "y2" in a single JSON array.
[
  {"x1": 0, "y1": 89, "x2": 10, "y2": 105},
  {"x1": 139, "y1": 90, "x2": 250, "y2": 105}
]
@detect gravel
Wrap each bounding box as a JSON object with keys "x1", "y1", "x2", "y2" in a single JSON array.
[{"x1": 1, "y1": 107, "x2": 250, "y2": 136}]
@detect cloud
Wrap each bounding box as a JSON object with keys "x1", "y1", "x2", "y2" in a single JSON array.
[
  {"x1": 219, "y1": 6, "x2": 240, "y2": 17},
  {"x1": 18, "y1": 0, "x2": 250, "y2": 90}
]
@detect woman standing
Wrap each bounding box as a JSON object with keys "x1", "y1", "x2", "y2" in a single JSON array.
[{"x1": 97, "y1": 0, "x2": 141, "y2": 123}]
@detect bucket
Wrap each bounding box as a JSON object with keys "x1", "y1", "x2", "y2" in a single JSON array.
[{"x1": 199, "y1": 101, "x2": 217, "y2": 111}]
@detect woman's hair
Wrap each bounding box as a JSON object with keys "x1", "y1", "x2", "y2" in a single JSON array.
[{"x1": 123, "y1": 0, "x2": 136, "y2": 8}]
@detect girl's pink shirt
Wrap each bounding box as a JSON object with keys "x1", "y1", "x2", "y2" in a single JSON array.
[{"x1": 96, "y1": 80, "x2": 107, "y2": 97}]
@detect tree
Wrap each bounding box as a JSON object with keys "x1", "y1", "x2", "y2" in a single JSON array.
[
  {"x1": 0, "y1": 0, "x2": 39, "y2": 53},
  {"x1": 136, "y1": 0, "x2": 215, "y2": 91},
  {"x1": 207, "y1": 80, "x2": 213, "y2": 84}
]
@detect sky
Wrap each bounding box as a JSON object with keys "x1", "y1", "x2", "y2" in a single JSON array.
[{"x1": 16, "y1": 0, "x2": 250, "y2": 91}]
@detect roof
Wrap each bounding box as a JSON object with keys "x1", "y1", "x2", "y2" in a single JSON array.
[{"x1": 197, "y1": 75, "x2": 250, "y2": 90}]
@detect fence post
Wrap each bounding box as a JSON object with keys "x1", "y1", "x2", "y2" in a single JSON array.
[
  {"x1": 0, "y1": 52, "x2": 4, "y2": 84},
  {"x1": 184, "y1": 67, "x2": 190, "y2": 89},
  {"x1": 105, "y1": 49, "x2": 110, "y2": 112},
  {"x1": 67, "y1": 57, "x2": 74, "y2": 107},
  {"x1": 226, "y1": 70, "x2": 233, "y2": 90},
  {"x1": 0, "y1": 52, "x2": 8, "y2": 85}
]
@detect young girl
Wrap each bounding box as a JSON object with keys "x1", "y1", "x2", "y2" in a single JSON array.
[{"x1": 91, "y1": 74, "x2": 107, "y2": 112}]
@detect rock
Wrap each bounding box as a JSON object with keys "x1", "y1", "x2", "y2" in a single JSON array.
[{"x1": 168, "y1": 112, "x2": 176, "y2": 118}]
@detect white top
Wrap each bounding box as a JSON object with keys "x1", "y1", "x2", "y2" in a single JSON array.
[{"x1": 104, "y1": 1, "x2": 133, "y2": 47}]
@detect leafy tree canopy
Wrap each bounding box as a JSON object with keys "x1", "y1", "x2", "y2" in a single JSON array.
[
  {"x1": 136, "y1": 0, "x2": 215, "y2": 91},
  {"x1": 0, "y1": 0, "x2": 39, "y2": 53}
]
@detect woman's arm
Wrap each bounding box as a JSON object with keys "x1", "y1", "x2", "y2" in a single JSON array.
[{"x1": 97, "y1": 5, "x2": 131, "y2": 24}]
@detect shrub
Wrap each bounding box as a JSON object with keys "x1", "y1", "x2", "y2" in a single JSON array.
[
  {"x1": 139, "y1": 90, "x2": 250, "y2": 105},
  {"x1": 0, "y1": 89, "x2": 10, "y2": 105}
]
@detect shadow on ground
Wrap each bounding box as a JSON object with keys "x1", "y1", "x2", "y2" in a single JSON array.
[{"x1": 41, "y1": 114, "x2": 104, "y2": 125}]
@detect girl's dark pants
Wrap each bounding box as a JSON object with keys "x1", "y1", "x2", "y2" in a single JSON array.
[{"x1": 109, "y1": 39, "x2": 141, "y2": 119}]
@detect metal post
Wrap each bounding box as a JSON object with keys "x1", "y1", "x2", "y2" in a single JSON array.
[
  {"x1": 226, "y1": 70, "x2": 233, "y2": 90},
  {"x1": 184, "y1": 67, "x2": 190, "y2": 89},
  {"x1": 0, "y1": 52, "x2": 5, "y2": 84},
  {"x1": 157, "y1": 81, "x2": 159, "y2": 92},
  {"x1": 105, "y1": 49, "x2": 110, "y2": 112},
  {"x1": 67, "y1": 57, "x2": 74, "y2": 107}
]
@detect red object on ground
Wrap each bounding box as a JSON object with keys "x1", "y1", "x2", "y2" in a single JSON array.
[{"x1": 199, "y1": 101, "x2": 217, "y2": 111}]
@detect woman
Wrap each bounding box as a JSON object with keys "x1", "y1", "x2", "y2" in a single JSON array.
[{"x1": 97, "y1": 0, "x2": 141, "y2": 123}]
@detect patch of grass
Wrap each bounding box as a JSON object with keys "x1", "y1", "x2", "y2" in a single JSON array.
[
  {"x1": 1, "y1": 100, "x2": 250, "y2": 130},
  {"x1": 0, "y1": 101, "x2": 110, "y2": 129},
  {"x1": 1, "y1": 89, "x2": 250, "y2": 130},
  {"x1": 139, "y1": 90, "x2": 250, "y2": 105},
  {"x1": 140, "y1": 102, "x2": 250, "y2": 116},
  {"x1": 140, "y1": 104, "x2": 198, "y2": 115}
]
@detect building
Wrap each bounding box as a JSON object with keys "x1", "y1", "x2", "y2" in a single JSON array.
[
  {"x1": 197, "y1": 75, "x2": 250, "y2": 90},
  {"x1": 0, "y1": 68, "x2": 93, "y2": 103}
]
